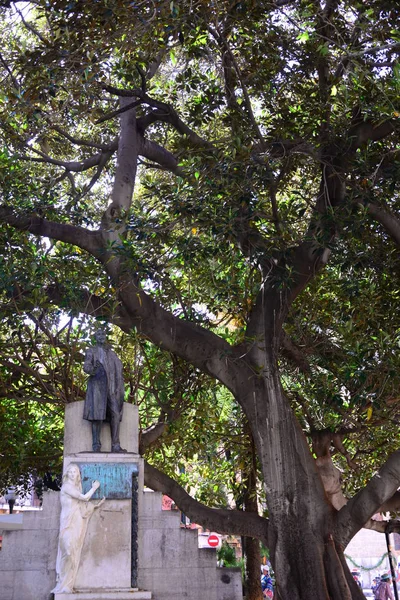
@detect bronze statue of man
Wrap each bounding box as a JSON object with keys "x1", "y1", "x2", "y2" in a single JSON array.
[{"x1": 83, "y1": 330, "x2": 126, "y2": 453}]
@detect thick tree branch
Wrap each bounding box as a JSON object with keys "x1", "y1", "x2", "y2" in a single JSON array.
[
  {"x1": 110, "y1": 99, "x2": 138, "y2": 213},
  {"x1": 3, "y1": 284, "x2": 131, "y2": 332},
  {"x1": 346, "y1": 42, "x2": 400, "y2": 61},
  {"x1": 139, "y1": 422, "x2": 167, "y2": 454},
  {"x1": 380, "y1": 491, "x2": 400, "y2": 514},
  {"x1": 334, "y1": 449, "x2": 400, "y2": 547},
  {"x1": 137, "y1": 109, "x2": 215, "y2": 150},
  {"x1": 51, "y1": 125, "x2": 114, "y2": 151},
  {"x1": 18, "y1": 131, "x2": 183, "y2": 179},
  {"x1": 147, "y1": 49, "x2": 167, "y2": 80},
  {"x1": 105, "y1": 271, "x2": 253, "y2": 395},
  {"x1": 365, "y1": 203, "x2": 400, "y2": 247},
  {"x1": 16, "y1": 6, "x2": 48, "y2": 44},
  {"x1": 139, "y1": 137, "x2": 185, "y2": 176},
  {"x1": 0, "y1": 207, "x2": 104, "y2": 259},
  {"x1": 280, "y1": 331, "x2": 311, "y2": 373},
  {"x1": 0, "y1": 204, "x2": 251, "y2": 393},
  {"x1": 95, "y1": 100, "x2": 143, "y2": 124},
  {"x1": 102, "y1": 83, "x2": 147, "y2": 98},
  {"x1": 362, "y1": 519, "x2": 388, "y2": 534},
  {"x1": 209, "y1": 25, "x2": 265, "y2": 145},
  {"x1": 349, "y1": 120, "x2": 396, "y2": 150},
  {"x1": 103, "y1": 84, "x2": 214, "y2": 150},
  {"x1": 79, "y1": 150, "x2": 114, "y2": 199},
  {"x1": 139, "y1": 387, "x2": 189, "y2": 454},
  {"x1": 50, "y1": 286, "x2": 135, "y2": 330},
  {"x1": 270, "y1": 116, "x2": 396, "y2": 320},
  {"x1": 17, "y1": 146, "x2": 117, "y2": 172},
  {"x1": 144, "y1": 461, "x2": 269, "y2": 543}
]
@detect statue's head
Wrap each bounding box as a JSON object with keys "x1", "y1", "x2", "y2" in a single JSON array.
[
  {"x1": 63, "y1": 464, "x2": 81, "y2": 488},
  {"x1": 94, "y1": 329, "x2": 107, "y2": 345}
]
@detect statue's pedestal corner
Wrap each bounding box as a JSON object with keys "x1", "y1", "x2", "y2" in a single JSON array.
[
  {"x1": 65, "y1": 452, "x2": 141, "y2": 466},
  {"x1": 75, "y1": 451, "x2": 141, "y2": 457},
  {"x1": 54, "y1": 589, "x2": 152, "y2": 600}
]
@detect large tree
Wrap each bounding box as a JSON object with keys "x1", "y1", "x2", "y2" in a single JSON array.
[{"x1": 0, "y1": 1, "x2": 400, "y2": 598}]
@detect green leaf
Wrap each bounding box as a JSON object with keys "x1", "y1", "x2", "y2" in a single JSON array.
[
  {"x1": 297, "y1": 32, "x2": 310, "y2": 42},
  {"x1": 170, "y1": 48, "x2": 177, "y2": 66}
]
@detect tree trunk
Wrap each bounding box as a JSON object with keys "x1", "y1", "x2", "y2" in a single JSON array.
[
  {"x1": 241, "y1": 363, "x2": 363, "y2": 600},
  {"x1": 242, "y1": 430, "x2": 263, "y2": 600},
  {"x1": 243, "y1": 536, "x2": 263, "y2": 600}
]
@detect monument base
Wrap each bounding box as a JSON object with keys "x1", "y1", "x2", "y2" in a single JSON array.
[{"x1": 55, "y1": 589, "x2": 151, "y2": 600}]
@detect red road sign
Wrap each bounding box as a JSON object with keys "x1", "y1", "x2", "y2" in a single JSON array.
[{"x1": 207, "y1": 534, "x2": 219, "y2": 547}]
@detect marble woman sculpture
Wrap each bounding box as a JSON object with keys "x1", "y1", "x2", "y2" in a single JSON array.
[
  {"x1": 83, "y1": 329, "x2": 126, "y2": 452},
  {"x1": 51, "y1": 464, "x2": 104, "y2": 594}
]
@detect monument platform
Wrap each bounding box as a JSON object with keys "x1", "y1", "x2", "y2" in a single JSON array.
[
  {"x1": 55, "y1": 589, "x2": 151, "y2": 600},
  {"x1": 64, "y1": 402, "x2": 139, "y2": 455},
  {"x1": 60, "y1": 404, "x2": 145, "y2": 594}
]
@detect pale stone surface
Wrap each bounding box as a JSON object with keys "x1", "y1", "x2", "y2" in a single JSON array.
[
  {"x1": 64, "y1": 451, "x2": 142, "y2": 470},
  {"x1": 62, "y1": 452, "x2": 143, "y2": 591},
  {"x1": 8, "y1": 568, "x2": 56, "y2": 600},
  {"x1": 1, "y1": 487, "x2": 242, "y2": 600},
  {"x1": 0, "y1": 492, "x2": 59, "y2": 582},
  {"x1": 137, "y1": 491, "x2": 243, "y2": 600},
  {"x1": 52, "y1": 465, "x2": 103, "y2": 594},
  {"x1": 0, "y1": 528, "x2": 58, "y2": 571},
  {"x1": 64, "y1": 401, "x2": 139, "y2": 454},
  {"x1": 1, "y1": 489, "x2": 59, "y2": 532},
  {"x1": 0, "y1": 514, "x2": 23, "y2": 530},
  {"x1": 74, "y1": 498, "x2": 132, "y2": 590},
  {"x1": 0, "y1": 571, "x2": 15, "y2": 600},
  {"x1": 216, "y1": 567, "x2": 243, "y2": 600},
  {"x1": 139, "y1": 565, "x2": 219, "y2": 600},
  {"x1": 24, "y1": 488, "x2": 61, "y2": 528},
  {"x1": 55, "y1": 590, "x2": 152, "y2": 600}
]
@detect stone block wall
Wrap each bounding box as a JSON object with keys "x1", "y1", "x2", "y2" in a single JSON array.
[
  {"x1": 217, "y1": 567, "x2": 243, "y2": 600},
  {"x1": 0, "y1": 489, "x2": 243, "y2": 600},
  {"x1": 138, "y1": 490, "x2": 243, "y2": 600},
  {"x1": 0, "y1": 491, "x2": 60, "y2": 600}
]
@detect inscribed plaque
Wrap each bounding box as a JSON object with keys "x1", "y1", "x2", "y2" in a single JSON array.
[{"x1": 78, "y1": 462, "x2": 139, "y2": 499}]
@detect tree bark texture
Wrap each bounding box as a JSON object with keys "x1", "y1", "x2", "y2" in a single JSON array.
[
  {"x1": 242, "y1": 447, "x2": 264, "y2": 600},
  {"x1": 243, "y1": 536, "x2": 263, "y2": 600}
]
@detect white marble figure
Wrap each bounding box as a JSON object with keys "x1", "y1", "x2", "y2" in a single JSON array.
[{"x1": 52, "y1": 464, "x2": 105, "y2": 594}]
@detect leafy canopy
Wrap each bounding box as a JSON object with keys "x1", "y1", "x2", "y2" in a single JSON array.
[{"x1": 0, "y1": 0, "x2": 399, "y2": 508}]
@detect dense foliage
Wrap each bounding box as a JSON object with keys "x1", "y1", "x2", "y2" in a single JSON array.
[{"x1": 0, "y1": 1, "x2": 399, "y2": 598}]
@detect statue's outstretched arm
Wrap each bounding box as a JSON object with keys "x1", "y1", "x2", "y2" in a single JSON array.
[{"x1": 63, "y1": 480, "x2": 100, "y2": 502}]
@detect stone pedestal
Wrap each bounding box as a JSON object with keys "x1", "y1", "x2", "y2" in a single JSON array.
[
  {"x1": 64, "y1": 401, "x2": 139, "y2": 454},
  {"x1": 60, "y1": 401, "x2": 150, "y2": 598}
]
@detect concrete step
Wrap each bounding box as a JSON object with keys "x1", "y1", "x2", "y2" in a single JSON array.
[{"x1": 55, "y1": 589, "x2": 152, "y2": 600}]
